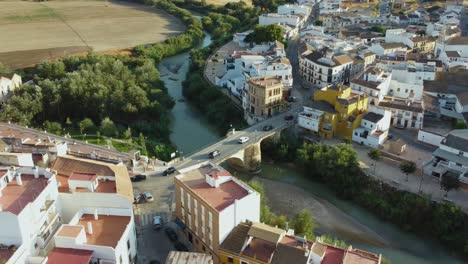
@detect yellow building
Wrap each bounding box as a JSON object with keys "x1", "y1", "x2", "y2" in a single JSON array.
[{"x1": 309, "y1": 84, "x2": 368, "y2": 139}]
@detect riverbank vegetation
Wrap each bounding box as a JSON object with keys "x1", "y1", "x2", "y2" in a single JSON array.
[
  {"x1": 245, "y1": 24, "x2": 285, "y2": 44},
  {"x1": 261, "y1": 138, "x2": 468, "y2": 258}
]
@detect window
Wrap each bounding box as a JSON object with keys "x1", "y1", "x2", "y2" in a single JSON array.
[
  {"x1": 397, "y1": 88, "x2": 400, "y2": 92},
  {"x1": 127, "y1": 240, "x2": 131, "y2": 250},
  {"x1": 241, "y1": 261, "x2": 249, "y2": 264},
  {"x1": 180, "y1": 188, "x2": 184, "y2": 207},
  {"x1": 459, "y1": 151, "x2": 464, "y2": 156},
  {"x1": 202, "y1": 245, "x2": 206, "y2": 252},
  {"x1": 405, "y1": 89, "x2": 408, "y2": 93},
  {"x1": 228, "y1": 257, "x2": 234, "y2": 263}
]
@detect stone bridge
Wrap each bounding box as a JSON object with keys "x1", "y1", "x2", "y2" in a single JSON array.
[{"x1": 175, "y1": 114, "x2": 292, "y2": 172}]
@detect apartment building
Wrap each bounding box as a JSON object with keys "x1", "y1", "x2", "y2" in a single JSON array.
[
  {"x1": 385, "y1": 29, "x2": 436, "y2": 53},
  {"x1": 174, "y1": 162, "x2": 260, "y2": 262},
  {"x1": 387, "y1": 61, "x2": 436, "y2": 100},
  {"x1": 368, "y1": 42, "x2": 408, "y2": 56},
  {"x1": 277, "y1": 4, "x2": 311, "y2": 17},
  {"x1": 258, "y1": 14, "x2": 305, "y2": 28},
  {"x1": 298, "y1": 84, "x2": 368, "y2": 139},
  {"x1": 0, "y1": 74, "x2": 21, "y2": 102},
  {"x1": 51, "y1": 207, "x2": 136, "y2": 264},
  {"x1": 299, "y1": 49, "x2": 354, "y2": 88},
  {"x1": 51, "y1": 155, "x2": 134, "y2": 221},
  {"x1": 218, "y1": 221, "x2": 382, "y2": 264},
  {"x1": 0, "y1": 167, "x2": 60, "y2": 264},
  {"x1": 435, "y1": 36, "x2": 468, "y2": 58},
  {"x1": 246, "y1": 77, "x2": 285, "y2": 118},
  {"x1": 350, "y1": 67, "x2": 392, "y2": 105},
  {"x1": 377, "y1": 97, "x2": 424, "y2": 129}
]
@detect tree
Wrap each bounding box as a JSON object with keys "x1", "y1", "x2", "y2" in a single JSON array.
[
  {"x1": 139, "y1": 133, "x2": 148, "y2": 156},
  {"x1": 291, "y1": 209, "x2": 316, "y2": 239},
  {"x1": 440, "y1": 173, "x2": 460, "y2": 197},
  {"x1": 314, "y1": 20, "x2": 323, "y2": 26},
  {"x1": 368, "y1": 148, "x2": 382, "y2": 174},
  {"x1": 252, "y1": 0, "x2": 277, "y2": 12},
  {"x1": 79, "y1": 118, "x2": 94, "y2": 134},
  {"x1": 0, "y1": 63, "x2": 11, "y2": 76},
  {"x1": 123, "y1": 127, "x2": 132, "y2": 141},
  {"x1": 245, "y1": 24, "x2": 284, "y2": 44},
  {"x1": 370, "y1": 26, "x2": 386, "y2": 34},
  {"x1": 100, "y1": 117, "x2": 117, "y2": 137},
  {"x1": 44, "y1": 121, "x2": 63, "y2": 135},
  {"x1": 400, "y1": 161, "x2": 416, "y2": 181}
]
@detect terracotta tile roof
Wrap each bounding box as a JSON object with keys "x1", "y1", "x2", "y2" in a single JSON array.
[
  {"x1": 57, "y1": 225, "x2": 84, "y2": 238},
  {"x1": 190, "y1": 181, "x2": 248, "y2": 211},
  {"x1": 51, "y1": 155, "x2": 133, "y2": 201},
  {"x1": 219, "y1": 222, "x2": 250, "y2": 254},
  {"x1": 243, "y1": 238, "x2": 276, "y2": 262},
  {"x1": 381, "y1": 43, "x2": 407, "y2": 49},
  {"x1": 343, "y1": 249, "x2": 380, "y2": 264},
  {"x1": 0, "y1": 174, "x2": 49, "y2": 215},
  {"x1": 445, "y1": 50, "x2": 461, "y2": 57},
  {"x1": 333, "y1": 54, "x2": 354, "y2": 65},
  {"x1": 47, "y1": 247, "x2": 93, "y2": 264},
  {"x1": 69, "y1": 172, "x2": 97, "y2": 182},
  {"x1": 248, "y1": 222, "x2": 284, "y2": 244},
  {"x1": 447, "y1": 37, "x2": 468, "y2": 45},
  {"x1": 270, "y1": 243, "x2": 309, "y2": 264}
]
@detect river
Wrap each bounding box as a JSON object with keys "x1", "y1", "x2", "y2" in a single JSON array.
[{"x1": 157, "y1": 32, "x2": 463, "y2": 264}]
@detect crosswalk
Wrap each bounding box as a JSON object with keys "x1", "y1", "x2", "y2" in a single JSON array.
[{"x1": 136, "y1": 213, "x2": 159, "y2": 227}]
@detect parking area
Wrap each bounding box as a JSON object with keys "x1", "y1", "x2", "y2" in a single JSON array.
[{"x1": 132, "y1": 169, "x2": 193, "y2": 263}]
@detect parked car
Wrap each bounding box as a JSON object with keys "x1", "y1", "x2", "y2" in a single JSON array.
[
  {"x1": 238, "y1": 137, "x2": 250, "y2": 144},
  {"x1": 142, "y1": 192, "x2": 154, "y2": 202},
  {"x1": 262, "y1": 125, "x2": 273, "y2": 131},
  {"x1": 174, "y1": 241, "x2": 189, "y2": 252},
  {"x1": 130, "y1": 174, "x2": 146, "y2": 182},
  {"x1": 209, "y1": 150, "x2": 220, "y2": 159},
  {"x1": 284, "y1": 115, "x2": 294, "y2": 121},
  {"x1": 133, "y1": 194, "x2": 144, "y2": 204},
  {"x1": 165, "y1": 227, "x2": 178, "y2": 242},
  {"x1": 387, "y1": 134, "x2": 394, "y2": 140},
  {"x1": 287, "y1": 96, "x2": 297, "y2": 102},
  {"x1": 163, "y1": 167, "x2": 176, "y2": 176},
  {"x1": 153, "y1": 216, "x2": 162, "y2": 230}
]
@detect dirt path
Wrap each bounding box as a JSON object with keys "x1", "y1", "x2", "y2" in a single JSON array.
[{"x1": 253, "y1": 176, "x2": 390, "y2": 247}]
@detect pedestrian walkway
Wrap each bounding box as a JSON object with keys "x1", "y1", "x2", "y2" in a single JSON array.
[{"x1": 322, "y1": 138, "x2": 468, "y2": 213}]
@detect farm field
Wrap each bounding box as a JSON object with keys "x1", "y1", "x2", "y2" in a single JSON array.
[{"x1": 0, "y1": 0, "x2": 185, "y2": 69}]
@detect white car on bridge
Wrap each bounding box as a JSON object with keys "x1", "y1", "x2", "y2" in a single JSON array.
[{"x1": 238, "y1": 137, "x2": 250, "y2": 144}]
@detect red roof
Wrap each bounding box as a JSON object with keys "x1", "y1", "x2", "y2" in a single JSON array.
[
  {"x1": 69, "y1": 172, "x2": 97, "y2": 182},
  {"x1": 47, "y1": 248, "x2": 93, "y2": 264},
  {"x1": 191, "y1": 180, "x2": 248, "y2": 211},
  {"x1": 322, "y1": 246, "x2": 345, "y2": 264},
  {"x1": 207, "y1": 169, "x2": 231, "y2": 179}
]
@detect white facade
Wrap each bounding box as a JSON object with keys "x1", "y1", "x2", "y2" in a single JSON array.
[
  {"x1": 350, "y1": 67, "x2": 392, "y2": 105},
  {"x1": 54, "y1": 207, "x2": 137, "y2": 264},
  {"x1": 0, "y1": 74, "x2": 22, "y2": 102},
  {"x1": 352, "y1": 108, "x2": 391, "y2": 148},
  {"x1": 0, "y1": 167, "x2": 61, "y2": 263},
  {"x1": 299, "y1": 51, "x2": 353, "y2": 88},
  {"x1": 388, "y1": 63, "x2": 436, "y2": 100},
  {"x1": 298, "y1": 106, "x2": 324, "y2": 132},
  {"x1": 259, "y1": 14, "x2": 304, "y2": 28},
  {"x1": 368, "y1": 43, "x2": 407, "y2": 56},
  {"x1": 277, "y1": 4, "x2": 311, "y2": 17},
  {"x1": 434, "y1": 38, "x2": 468, "y2": 58}
]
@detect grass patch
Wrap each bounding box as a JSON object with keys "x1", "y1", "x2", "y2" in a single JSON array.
[{"x1": 6, "y1": 7, "x2": 60, "y2": 23}]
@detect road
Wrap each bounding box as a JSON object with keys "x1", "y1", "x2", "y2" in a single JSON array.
[{"x1": 175, "y1": 110, "x2": 300, "y2": 169}]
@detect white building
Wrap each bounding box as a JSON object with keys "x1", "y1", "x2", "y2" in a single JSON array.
[
  {"x1": 352, "y1": 108, "x2": 392, "y2": 148},
  {"x1": 50, "y1": 207, "x2": 136, "y2": 264},
  {"x1": 0, "y1": 167, "x2": 60, "y2": 264},
  {"x1": 424, "y1": 129, "x2": 468, "y2": 185},
  {"x1": 350, "y1": 67, "x2": 392, "y2": 105},
  {"x1": 298, "y1": 106, "x2": 325, "y2": 133},
  {"x1": 434, "y1": 37, "x2": 468, "y2": 58},
  {"x1": 277, "y1": 4, "x2": 311, "y2": 18},
  {"x1": 259, "y1": 14, "x2": 305, "y2": 28},
  {"x1": 368, "y1": 42, "x2": 408, "y2": 56},
  {"x1": 0, "y1": 74, "x2": 21, "y2": 102},
  {"x1": 438, "y1": 50, "x2": 468, "y2": 69},
  {"x1": 377, "y1": 97, "x2": 424, "y2": 129},
  {"x1": 299, "y1": 49, "x2": 354, "y2": 87},
  {"x1": 388, "y1": 61, "x2": 436, "y2": 101}
]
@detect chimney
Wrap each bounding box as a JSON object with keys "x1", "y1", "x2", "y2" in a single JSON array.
[
  {"x1": 33, "y1": 166, "x2": 39, "y2": 178},
  {"x1": 16, "y1": 173, "x2": 22, "y2": 186},
  {"x1": 87, "y1": 222, "x2": 93, "y2": 235},
  {"x1": 94, "y1": 209, "x2": 99, "y2": 220}
]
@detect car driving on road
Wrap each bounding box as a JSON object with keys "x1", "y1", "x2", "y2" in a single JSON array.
[
  {"x1": 142, "y1": 192, "x2": 154, "y2": 202},
  {"x1": 130, "y1": 174, "x2": 146, "y2": 182},
  {"x1": 263, "y1": 125, "x2": 273, "y2": 131},
  {"x1": 238, "y1": 137, "x2": 249, "y2": 144},
  {"x1": 163, "y1": 167, "x2": 176, "y2": 176},
  {"x1": 209, "y1": 150, "x2": 220, "y2": 158}
]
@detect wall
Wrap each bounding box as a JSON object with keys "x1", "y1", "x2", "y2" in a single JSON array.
[
  {"x1": 57, "y1": 193, "x2": 132, "y2": 222},
  {"x1": 417, "y1": 130, "x2": 444, "y2": 146},
  {"x1": 0, "y1": 213, "x2": 22, "y2": 245}
]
